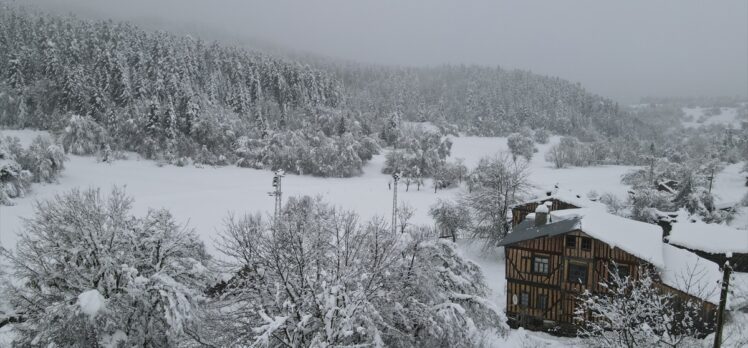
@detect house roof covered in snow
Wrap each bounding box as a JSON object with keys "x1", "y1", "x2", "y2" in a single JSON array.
[
  {"x1": 551, "y1": 208, "x2": 666, "y2": 267},
  {"x1": 660, "y1": 244, "x2": 722, "y2": 305},
  {"x1": 668, "y1": 218, "x2": 748, "y2": 254},
  {"x1": 515, "y1": 186, "x2": 607, "y2": 210},
  {"x1": 502, "y1": 207, "x2": 665, "y2": 267}
]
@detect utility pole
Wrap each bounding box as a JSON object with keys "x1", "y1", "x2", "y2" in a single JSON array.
[
  {"x1": 392, "y1": 171, "x2": 400, "y2": 234},
  {"x1": 713, "y1": 258, "x2": 732, "y2": 348},
  {"x1": 268, "y1": 169, "x2": 284, "y2": 223}
]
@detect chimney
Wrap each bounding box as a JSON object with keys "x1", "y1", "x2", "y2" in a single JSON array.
[{"x1": 535, "y1": 204, "x2": 549, "y2": 227}]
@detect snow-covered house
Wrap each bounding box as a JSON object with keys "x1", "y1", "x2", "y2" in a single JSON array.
[{"x1": 501, "y1": 201, "x2": 720, "y2": 334}]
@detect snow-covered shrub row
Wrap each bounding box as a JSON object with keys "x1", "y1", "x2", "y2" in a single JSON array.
[
  {"x1": 235, "y1": 127, "x2": 379, "y2": 177},
  {"x1": 0, "y1": 188, "x2": 213, "y2": 346},
  {"x1": 0, "y1": 135, "x2": 65, "y2": 205},
  {"x1": 192, "y1": 196, "x2": 506, "y2": 347}
]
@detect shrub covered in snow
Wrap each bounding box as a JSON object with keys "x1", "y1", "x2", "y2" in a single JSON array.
[
  {"x1": 16, "y1": 135, "x2": 65, "y2": 183},
  {"x1": 0, "y1": 188, "x2": 213, "y2": 346},
  {"x1": 59, "y1": 114, "x2": 110, "y2": 155},
  {"x1": 507, "y1": 132, "x2": 535, "y2": 161},
  {"x1": 0, "y1": 137, "x2": 32, "y2": 205},
  {"x1": 192, "y1": 196, "x2": 506, "y2": 347}
]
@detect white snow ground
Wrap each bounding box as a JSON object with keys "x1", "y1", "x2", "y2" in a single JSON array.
[{"x1": 682, "y1": 107, "x2": 744, "y2": 129}]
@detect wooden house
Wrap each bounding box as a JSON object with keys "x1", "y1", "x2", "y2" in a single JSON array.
[{"x1": 501, "y1": 201, "x2": 720, "y2": 335}]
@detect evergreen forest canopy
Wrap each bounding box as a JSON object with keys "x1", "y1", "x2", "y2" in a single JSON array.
[{"x1": 0, "y1": 5, "x2": 720, "y2": 178}]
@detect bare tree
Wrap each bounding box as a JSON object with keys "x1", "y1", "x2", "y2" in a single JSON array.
[
  {"x1": 397, "y1": 201, "x2": 415, "y2": 234},
  {"x1": 462, "y1": 153, "x2": 530, "y2": 247}
]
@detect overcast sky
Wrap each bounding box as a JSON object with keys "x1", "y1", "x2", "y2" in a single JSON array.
[{"x1": 26, "y1": 0, "x2": 748, "y2": 103}]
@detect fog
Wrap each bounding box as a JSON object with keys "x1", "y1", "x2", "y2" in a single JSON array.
[{"x1": 24, "y1": 0, "x2": 748, "y2": 103}]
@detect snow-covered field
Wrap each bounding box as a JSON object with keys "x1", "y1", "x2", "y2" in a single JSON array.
[
  {"x1": 0, "y1": 131, "x2": 636, "y2": 255},
  {"x1": 682, "y1": 107, "x2": 744, "y2": 129}
]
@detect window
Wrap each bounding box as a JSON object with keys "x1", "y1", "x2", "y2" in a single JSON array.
[
  {"x1": 568, "y1": 263, "x2": 588, "y2": 284},
  {"x1": 536, "y1": 294, "x2": 548, "y2": 310},
  {"x1": 520, "y1": 292, "x2": 530, "y2": 307},
  {"x1": 581, "y1": 237, "x2": 592, "y2": 251},
  {"x1": 565, "y1": 235, "x2": 576, "y2": 248},
  {"x1": 608, "y1": 264, "x2": 630, "y2": 282},
  {"x1": 532, "y1": 256, "x2": 550, "y2": 275}
]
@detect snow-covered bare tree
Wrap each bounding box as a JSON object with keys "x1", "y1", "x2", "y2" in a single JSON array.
[
  {"x1": 575, "y1": 265, "x2": 705, "y2": 348},
  {"x1": 397, "y1": 201, "x2": 415, "y2": 234},
  {"x1": 463, "y1": 153, "x2": 530, "y2": 246},
  {"x1": 191, "y1": 196, "x2": 505, "y2": 347},
  {"x1": 507, "y1": 132, "x2": 534, "y2": 161},
  {"x1": 429, "y1": 199, "x2": 471, "y2": 242},
  {"x1": 0, "y1": 187, "x2": 213, "y2": 347}
]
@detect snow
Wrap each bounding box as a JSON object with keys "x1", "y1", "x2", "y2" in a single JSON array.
[
  {"x1": 660, "y1": 244, "x2": 722, "y2": 305},
  {"x1": 535, "y1": 204, "x2": 549, "y2": 213},
  {"x1": 682, "y1": 107, "x2": 743, "y2": 129},
  {"x1": 450, "y1": 135, "x2": 635, "y2": 199},
  {"x1": 712, "y1": 162, "x2": 745, "y2": 206},
  {"x1": 551, "y1": 208, "x2": 666, "y2": 267},
  {"x1": 0, "y1": 135, "x2": 636, "y2": 256},
  {"x1": 78, "y1": 289, "x2": 105, "y2": 318},
  {"x1": 401, "y1": 121, "x2": 440, "y2": 134},
  {"x1": 669, "y1": 216, "x2": 748, "y2": 254},
  {"x1": 519, "y1": 186, "x2": 609, "y2": 211},
  {"x1": 0, "y1": 128, "x2": 52, "y2": 146}
]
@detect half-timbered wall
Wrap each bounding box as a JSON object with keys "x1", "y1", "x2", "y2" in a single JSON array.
[{"x1": 505, "y1": 230, "x2": 677, "y2": 326}]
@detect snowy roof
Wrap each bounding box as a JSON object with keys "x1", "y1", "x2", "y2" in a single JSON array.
[
  {"x1": 660, "y1": 244, "x2": 722, "y2": 305},
  {"x1": 516, "y1": 187, "x2": 607, "y2": 210},
  {"x1": 668, "y1": 218, "x2": 748, "y2": 254},
  {"x1": 551, "y1": 208, "x2": 666, "y2": 267}
]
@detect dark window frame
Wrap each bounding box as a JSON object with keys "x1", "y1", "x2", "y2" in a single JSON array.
[
  {"x1": 565, "y1": 235, "x2": 576, "y2": 248},
  {"x1": 536, "y1": 294, "x2": 548, "y2": 310},
  {"x1": 532, "y1": 255, "x2": 550, "y2": 275},
  {"x1": 581, "y1": 237, "x2": 592, "y2": 251},
  {"x1": 520, "y1": 292, "x2": 530, "y2": 307},
  {"x1": 567, "y1": 262, "x2": 588, "y2": 284}
]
